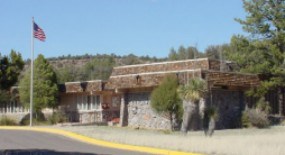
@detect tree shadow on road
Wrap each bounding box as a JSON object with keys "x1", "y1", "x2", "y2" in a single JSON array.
[{"x1": 0, "y1": 149, "x2": 111, "y2": 155}]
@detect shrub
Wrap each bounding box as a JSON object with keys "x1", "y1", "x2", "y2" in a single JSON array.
[
  {"x1": 47, "y1": 112, "x2": 67, "y2": 125},
  {"x1": 20, "y1": 112, "x2": 46, "y2": 126},
  {"x1": 242, "y1": 110, "x2": 251, "y2": 128},
  {"x1": 256, "y1": 97, "x2": 271, "y2": 114},
  {"x1": 205, "y1": 107, "x2": 218, "y2": 120},
  {"x1": 151, "y1": 75, "x2": 182, "y2": 130},
  {"x1": 282, "y1": 119, "x2": 285, "y2": 126},
  {"x1": 242, "y1": 109, "x2": 270, "y2": 128},
  {"x1": 0, "y1": 116, "x2": 17, "y2": 126},
  {"x1": 203, "y1": 106, "x2": 218, "y2": 136}
]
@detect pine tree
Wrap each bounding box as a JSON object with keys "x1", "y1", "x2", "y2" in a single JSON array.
[
  {"x1": 0, "y1": 50, "x2": 24, "y2": 106},
  {"x1": 19, "y1": 54, "x2": 58, "y2": 114},
  {"x1": 229, "y1": 0, "x2": 285, "y2": 115},
  {"x1": 0, "y1": 50, "x2": 24, "y2": 90}
]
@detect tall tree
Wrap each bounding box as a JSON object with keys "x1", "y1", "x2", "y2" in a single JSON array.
[
  {"x1": 205, "y1": 44, "x2": 230, "y2": 60},
  {"x1": 168, "y1": 48, "x2": 179, "y2": 61},
  {"x1": 177, "y1": 46, "x2": 187, "y2": 60},
  {"x1": 168, "y1": 46, "x2": 203, "y2": 61},
  {"x1": 55, "y1": 65, "x2": 78, "y2": 83},
  {"x1": 186, "y1": 46, "x2": 200, "y2": 59},
  {"x1": 151, "y1": 75, "x2": 182, "y2": 130},
  {"x1": 0, "y1": 50, "x2": 24, "y2": 90},
  {"x1": 230, "y1": 0, "x2": 285, "y2": 115},
  {"x1": 19, "y1": 54, "x2": 58, "y2": 114},
  {"x1": 0, "y1": 50, "x2": 24, "y2": 107}
]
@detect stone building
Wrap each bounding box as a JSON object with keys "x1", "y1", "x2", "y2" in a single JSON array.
[
  {"x1": 3, "y1": 58, "x2": 279, "y2": 130},
  {"x1": 58, "y1": 80, "x2": 120, "y2": 124},
  {"x1": 104, "y1": 58, "x2": 261, "y2": 129}
]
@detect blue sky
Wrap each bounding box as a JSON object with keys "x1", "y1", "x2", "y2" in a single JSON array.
[{"x1": 0, "y1": 0, "x2": 246, "y2": 59}]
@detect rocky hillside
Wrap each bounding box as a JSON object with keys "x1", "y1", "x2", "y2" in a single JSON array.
[
  {"x1": 47, "y1": 54, "x2": 167, "y2": 70},
  {"x1": 44, "y1": 54, "x2": 167, "y2": 83}
]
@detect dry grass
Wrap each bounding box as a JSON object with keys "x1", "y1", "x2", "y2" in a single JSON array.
[{"x1": 51, "y1": 125, "x2": 285, "y2": 155}]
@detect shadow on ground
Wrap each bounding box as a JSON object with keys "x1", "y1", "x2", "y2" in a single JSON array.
[{"x1": 0, "y1": 149, "x2": 110, "y2": 155}]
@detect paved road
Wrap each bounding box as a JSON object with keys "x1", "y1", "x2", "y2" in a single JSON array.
[{"x1": 0, "y1": 130, "x2": 152, "y2": 155}]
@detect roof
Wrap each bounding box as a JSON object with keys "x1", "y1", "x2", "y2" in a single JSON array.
[
  {"x1": 110, "y1": 58, "x2": 222, "y2": 76},
  {"x1": 205, "y1": 71, "x2": 261, "y2": 88},
  {"x1": 58, "y1": 80, "x2": 104, "y2": 93},
  {"x1": 105, "y1": 58, "x2": 261, "y2": 90},
  {"x1": 58, "y1": 58, "x2": 261, "y2": 92},
  {"x1": 105, "y1": 69, "x2": 203, "y2": 90}
]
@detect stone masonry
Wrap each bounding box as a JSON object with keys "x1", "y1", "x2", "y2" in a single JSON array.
[
  {"x1": 126, "y1": 92, "x2": 171, "y2": 129},
  {"x1": 207, "y1": 89, "x2": 244, "y2": 129}
]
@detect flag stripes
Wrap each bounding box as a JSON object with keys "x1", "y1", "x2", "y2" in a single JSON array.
[{"x1": 33, "y1": 22, "x2": 46, "y2": 41}]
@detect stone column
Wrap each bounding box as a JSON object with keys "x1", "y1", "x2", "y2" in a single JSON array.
[{"x1": 119, "y1": 93, "x2": 128, "y2": 127}]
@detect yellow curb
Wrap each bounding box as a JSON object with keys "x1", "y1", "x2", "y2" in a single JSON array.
[{"x1": 0, "y1": 126, "x2": 204, "y2": 155}]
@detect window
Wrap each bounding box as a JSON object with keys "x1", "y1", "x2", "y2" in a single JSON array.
[
  {"x1": 76, "y1": 94, "x2": 100, "y2": 111},
  {"x1": 76, "y1": 95, "x2": 82, "y2": 110},
  {"x1": 83, "y1": 95, "x2": 87, "y2": 110},
  {"x1": 92, "y1": 95, "x2": 100, "y2": 110}
]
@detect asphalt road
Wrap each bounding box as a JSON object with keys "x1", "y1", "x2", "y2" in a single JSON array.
[{"x1": 0, "y1": 130, "x2": 152, "y2": 155}]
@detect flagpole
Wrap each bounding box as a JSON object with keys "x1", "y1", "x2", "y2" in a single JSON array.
[{"x1": 30, "y1": 17, "x2": 34, "y2": 127}]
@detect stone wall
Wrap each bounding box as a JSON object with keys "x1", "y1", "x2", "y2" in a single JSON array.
[
  {"x1": 126, "y1": 92, "x2": 171, "y2": 129},
  {"x1": 106, "y1": 70, "x2": 202, "y2": 90},
  {"x1": 124, "y1": 90, "x2": 245, "y2": 130},
  {"x1": 102, "y1": 110, "x2": 120, "y2": 122},
  {"x1": 79, "y1": 111, "x2": 102, "y2": 123},
  {"x1": 208, "y1": 89, "x2": 244, "y2": 129}
]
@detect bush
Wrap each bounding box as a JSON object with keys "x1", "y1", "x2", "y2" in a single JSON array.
[
  {"x1": 282, "y1": 119, "x2": 285, "y2": 126},
  {"x1": 205, "y1": 107, "x2": 218, "y2": 120},
  {"x1": 0, "y1": 116, "x2": 18, "y2": 126},
  {"x1": 20, "y1": 112, "x2": 46, "y2": 126},
  {"x1": 242, "y1": 110, "x2": 251, "y2": 128},
  {"x1": 242, "y1": 109, "x2": 270, "y2": 128},
  {"x1": 151, "y1": 75, "x2": 182, "y2": 130},
  {"x1": 47, "y1": 112, "x2": 67, "y2": 125},
  {"x1": 256, "y1": 97, "x2": 271, "y2": 114}
]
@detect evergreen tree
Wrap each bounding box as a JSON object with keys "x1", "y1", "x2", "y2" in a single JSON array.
[
  {"x1": 19, "y1": 54, "x2": 58, "y2": 113},
  {"x1": 0, "y1": 50, "x2": 24, "y2": 106},
  {"x1": 177, "y1": 46, "x2": 187, "y2": 60},
  {"x1": 168, "y1": 48, "x2": 178, "y2": 60},
  {"x1": 0, "y1": 50, "x2": 24, "y2": 90},
  {"x1": 168, "y1": 46, "x2": 203, "y2": 61},
  {"x1": 84, "y1": 55, "x2": 115, "y2": 80},
  {"x1": 151, "y1": 75, "x2": 182, "y2": 130},
  {"x1": 205, "y1": 44, "x2": 230, "y2": 60},
  {"x1": 229, "y1": 0, "x2": 285, "y2": 115},
  {"x1": 55, "y1": 66, "x2": 75, "y2": 83}
]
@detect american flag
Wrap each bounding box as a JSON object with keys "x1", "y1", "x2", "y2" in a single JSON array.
[{"x1": 33, "y1": 22, "x2": 46, "y2": 42}]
